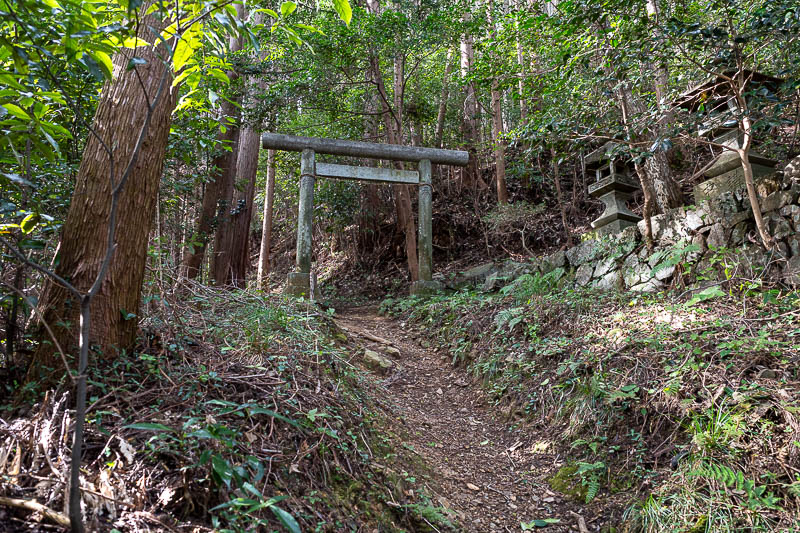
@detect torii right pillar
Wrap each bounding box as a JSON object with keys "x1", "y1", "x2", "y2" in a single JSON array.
[{"x1": 410, "y1": 159, "x2": 442, "y2": 296}]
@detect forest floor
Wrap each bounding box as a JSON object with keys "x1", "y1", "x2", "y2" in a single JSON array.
[
  {"x1": 336, "y1": 306, "x2": 597, "y2": 533},
  {"x1": 4, "y1": 281, "x2": 796, "y2": 532}
]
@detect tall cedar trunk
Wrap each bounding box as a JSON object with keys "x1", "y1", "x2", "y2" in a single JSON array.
[
  {"x1": 182, "y1": 11, "x2": 244, "y2": 280},
  {"x1": 434, "y1": 48, "x2": 453, "y2": 148},
  {"x1": 515, "y1": 1, "x2": 530, "y2": 190},
  {"x1": 367, "y1": 0, "x2": 418, "y2": 281},
  {"x1": 411, "y1": 122, "x2": 422, "y2": 147},
  {"x1": 551, "y1": 149, "x2": 572, "y2": 247},
  {"x1": 209, "y1": 136, "x2": 239, "y2": 284},
  {"x1": 31, "y1": 8, "x2": 178, "y2": 367},
  {"x1": 181, "y1": 108, "x2": 237, "y2": 279},
  {"x1": 460, "y1": 13, "x2": 481, "y2": 190},
  {"x1": 643, "y1": 0, "x2": 682, "y2": 209},
  {"x1": 257, "y1": 149, "x2": 276, "y2": 289},
  {"x1": 210, "y1": 7, "x2": 245, "y2": 286},
  {"x1": 394, "y1": 54, "x2": 420, "y2": 281},
  {"x1": 226, "y1": 24, "x2": 267, "y2": 287},
  {"x1": 515, "y1": 2, "x2": 528, "y2": 125},
  {"x1": 491, "y1": 81, "x2": 509, "y2": 204},
  {"x1": 488, "y1": 0, "x2": 509, "y2": 204},
  {"x1": 392, "y1": 185, "x2": 419, "y2": 282},
  {"x1": 620, "y1": 81, "x2": 682, "y2": 211},
  {"x1": 646, "y1": 0, "x2": 672, "y2": 127},
  {"x1": 360, "y1": 65, "x2": 382, "y2": 251},
  {"x1": 368, "y1": 54, "x2": 419, "y2": 281},
  {"x1": 227, "y1": 126, "x2": 259, "y2": 286},
  {"x1": 361, "y1": 0, "x2": 384, "y2": 254}
]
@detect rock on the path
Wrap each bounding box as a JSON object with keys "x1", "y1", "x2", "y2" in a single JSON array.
[
  {"x1": 364, "y1": 349, "x2": 393, "y2": 374},
  {"x1": 384, "y1": 346, "x2": 401, "y2": 358}
]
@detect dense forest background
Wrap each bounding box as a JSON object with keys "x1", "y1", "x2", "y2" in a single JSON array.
[{"x1": 1, "y1": 0, "x2": 799, "y2": 531}]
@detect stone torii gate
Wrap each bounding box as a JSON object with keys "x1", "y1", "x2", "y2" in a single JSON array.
[{"x1": 261, "y1": 133, "x2": 469, "y2": 297}]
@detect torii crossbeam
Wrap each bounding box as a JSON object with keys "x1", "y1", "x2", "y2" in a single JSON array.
[{"x1": 261, "y1": 132, "x2": 469, "y2": 297}]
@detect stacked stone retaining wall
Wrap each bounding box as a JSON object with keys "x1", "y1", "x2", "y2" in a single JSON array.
[{"x1": 447, "y1": 169, "x2": 800, "y2": 293}]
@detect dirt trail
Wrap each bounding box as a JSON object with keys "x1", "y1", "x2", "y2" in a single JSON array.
[{"x1": 336, "y1": 307, "x2": 595, "y2": 533}]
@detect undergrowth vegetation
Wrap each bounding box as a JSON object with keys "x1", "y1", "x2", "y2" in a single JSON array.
[
  {"x1": 381, "y1": 259, "x2": 800, "y2": 532},
  {"x1": 1, "y1": 283, "x2": 447, "y2": 532}
]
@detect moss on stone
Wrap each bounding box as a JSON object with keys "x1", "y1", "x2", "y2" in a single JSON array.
[{"x1": 547, "y1": 463, "x2": 588, "y2": 502}]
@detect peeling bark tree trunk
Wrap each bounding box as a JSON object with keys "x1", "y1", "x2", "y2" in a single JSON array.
[
  {"x1": 491, "y1": 81, "x2": 509, "y2": 204},
  {"x1": 646, "y1": 0, "x2": 672, "y2": 127},
  {"x1": 597, "y1": 10, "x2": 681, "y2": 215},
  {"x1": 488, "y1": 0, "x2": 508, "y2": 204},
  {"x1": 182, "y1": 9, "x2": 244, "y2": 281},
  {"x1": 640, "y1": 2, "x2": 682, "y2": 211},
  {"x1": 256, "y1": 149, "x2": 276, "y2": 289},
  {"x1": 359, "y1": 66, "x2": 382, "y2": 253},
  {"x1": 646, "y1": 148, "x2": 683, "y2": 211},
  {"x1": 210, "y1": 9, "x2": 246, "y2": 286},
  {"x1": 460, "y1": 13, "x2": 481, "y2": 190},
  {"x1": 227, "y1": 125, "x2": 259, "y2": 286},
  {"x1": 368, "y1": 54, "x2": 419, "y2": 281},
  {"x1": 226, "y1": 25, "x2": 268, "y2": 287},
  {"x1": 621, "y1": 84, "x2": 682, "y2": 212},
  {"x1": 31, "y1": 9, "x2": 178, "y2": 366},
  {"x1": 435, "y1": 48, "x2": 453, "y2": 149}
]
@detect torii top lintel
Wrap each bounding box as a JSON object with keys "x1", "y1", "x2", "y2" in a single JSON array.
[{"x1": 261, "y1": 132, "x2": 469, "y2": 167}]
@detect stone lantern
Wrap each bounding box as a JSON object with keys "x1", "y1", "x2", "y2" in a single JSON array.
[
  {"x1": 585, "y1": 143, "x2": 642, "y2": 236},
  {"x1": 675, "y1": 70, "x2": 781, "y2": 204}
]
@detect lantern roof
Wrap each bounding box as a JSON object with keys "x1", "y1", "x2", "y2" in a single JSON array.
[{"x1": 673, "y1": 69, "x2": 783, "y2": 113}]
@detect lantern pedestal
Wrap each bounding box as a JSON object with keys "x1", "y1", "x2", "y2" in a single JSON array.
[
  {"x1": 585, "y1": 143, "x2": 642, "y2": 237},
  {"x1": 589, "y1": 174, "x2": 642, "y2": 236}
]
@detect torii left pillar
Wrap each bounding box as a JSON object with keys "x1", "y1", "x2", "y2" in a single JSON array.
[{"x1": 286, "y1": 148, "x2": 315, "y2": 297}]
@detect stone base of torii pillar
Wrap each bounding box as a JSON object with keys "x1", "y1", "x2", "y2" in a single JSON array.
[{"x1": 410, "y1": 280, "x2": 444, "y2": 296}]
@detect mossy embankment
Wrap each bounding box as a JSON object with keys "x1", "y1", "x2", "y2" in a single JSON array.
[{"x1": 381, "y1": 272, "x2": 800, "y2": 532}]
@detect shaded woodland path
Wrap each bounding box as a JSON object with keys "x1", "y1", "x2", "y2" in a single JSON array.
[{"x1": 335, "y1": 307, "x2": 597, "y2": 533}]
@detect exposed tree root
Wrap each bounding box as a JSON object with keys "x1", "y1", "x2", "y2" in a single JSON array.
[{"x1": 0, "y1": 496, "x2": 71, "y2": 527}]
